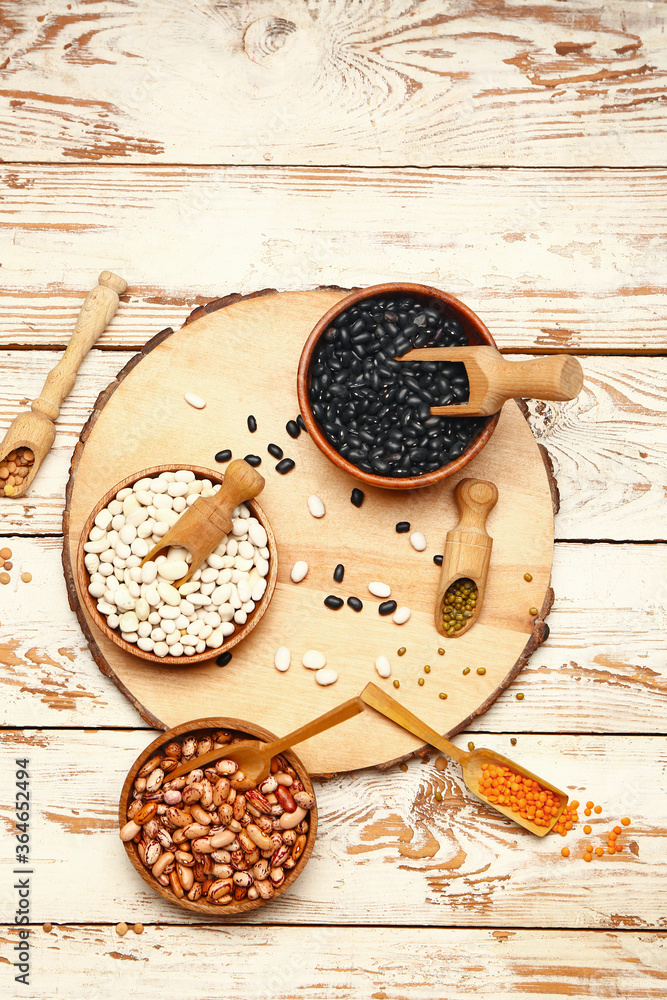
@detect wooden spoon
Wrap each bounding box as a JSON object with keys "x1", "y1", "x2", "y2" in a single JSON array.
[
  {"x1": 142, "y1": 459, "x2": 265, "y2": 586},
  {"x1": 0, "y1": 271, "x2": 127, "y2": 499},
  {"x1": 360, "y1": 683, "x2": 568, "y2": 836},
  {"x1": 400, "y1": 345, "x2": 583, "y2": 416},
  {"x1": 435, "y1": 478, "x2": 498, "y2": 638},
  {"x1": 168, "y1": 697, "x2": 365, "y2": 785}
]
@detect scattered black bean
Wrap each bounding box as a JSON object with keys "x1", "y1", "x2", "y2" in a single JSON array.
[
  {"x1": 324, "y1": 595, "x2": 344, "y2": 610},
  {"x1": 286, "y1": 420, "x2": 301, "y2": 439},
  {"x1": 350, "y1": 488, "x2": 365, "y2": 508},
  {"x1": 275, "y1": 458, "x2": 295, "y2": 474},
  {"x1": 396, "y1": 521, "x2": 410, "y2": 533},
  {"x1": 333, "y1": 564, "x2": 345, "y2": 583},
  {"x1": 267, "y1": 443, "x2": 283, "y2": 460},
  {"x1": 378, "y1": 600, "x2": 397, "y2": 616},
  {"x1": 308, "y1": 293, "x2": 484, "y2": 478},
  {"x1": 347, "y1": 596, "x2": 363, "y2": 612},
  {"x1": 214, "y1": 449, "x2": 232, "y2": 463},
  {"x1": 216, "y1": 652, "x2": 233, "y2": 666},
  {"x1": 433, "y1": 554, "x2": 443, "y2": 566},
  {"x1": 247, "y1": 415, "x2": 257, "y2": 433},
  {"x1": 296, "y1": 414, "x2": 307, "y2": 432},
  {"x1": 244, "y1": 455, "x2": 261, "y2": 467}
]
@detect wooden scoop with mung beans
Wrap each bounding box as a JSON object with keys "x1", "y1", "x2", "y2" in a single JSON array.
[
  {"x1": 361, "y1": 683, "x2": 568, "y2": 836},
  {"x1": 0, "y1": 271, "x2": 127, "y2": 498}
]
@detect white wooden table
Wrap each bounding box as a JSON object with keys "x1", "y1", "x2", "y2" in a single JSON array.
[{"x1": 1, "y1": 3, "x2": 666, "y2": 996}]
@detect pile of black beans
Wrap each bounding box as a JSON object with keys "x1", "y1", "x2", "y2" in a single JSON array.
[{"x1": 308, "y1": 294, "x2": 485, "y2": 478}]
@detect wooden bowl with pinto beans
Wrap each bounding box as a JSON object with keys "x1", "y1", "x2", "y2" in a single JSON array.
[{"x1": 118, "y1": 718, "x2": 318, "y2": 915}]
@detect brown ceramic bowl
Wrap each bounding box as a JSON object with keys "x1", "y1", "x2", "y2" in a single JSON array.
[
  {"x1": 119, "y1": 718, "x2": 317, "y2": 915},
  {"x1": 77, "y1": 464, "x2": 278, "y2": 666},
  {"x1": 297, "y1": 282, "x2": 501, "y2": 489}
]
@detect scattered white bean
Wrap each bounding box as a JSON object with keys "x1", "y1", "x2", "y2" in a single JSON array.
[
  {"x1": 184, "y1": 392, "x2": 206, "y2": 409},
  {"x1": 307, "y1": 495, "x2": 325, "y2": 518},
  {"x1": 274, "y1": 647, "x2": 291, "y2": 672},
  {"x1": 315, "y1": 668, "x2": 338, "y2": 686},
  {"x1": 410, "y1": 531, "x2": 427, "y2": 552},
  {"x1": 375, "y1": 656, "x2": 392, "y2": 678},
  {"x1": 392, "y1": 607, "x2": 411, "y2": 625},
  {"x1": 368, "y1": 581, "x2": 391, "y2": 598},
  {"x1": 302, "y1": 650, "x2": 326, "y2": 670},
  {"x1": 290, "y1": 561, "x2": 308, "y2": 583}
]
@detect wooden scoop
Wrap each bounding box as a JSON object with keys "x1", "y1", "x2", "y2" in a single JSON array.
[
  {"x1": 0, "y1": 271, "x2": 127, "y2": 499},
  {"x1": 142, "y1": 459, "x2": 265, "y2": 587},
  {"x1": 435, "y1": 478, "x2": 498, "y2": 638},
  {"x1": 168, "y1": 697, "x2": 365, "y2": 785},
  {"x1": 360, "y1": 683, "x2": 568, "y2": 837},
  {"x1": 400, "y1": 346, "x2": 583, "y2": 416}
]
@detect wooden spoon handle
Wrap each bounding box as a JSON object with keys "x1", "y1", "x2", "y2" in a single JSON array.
[
  {"x1": 31, "y1": 271, "x2": 127, "y2": 423},
  {"x1": 193, "y1": 459, "x2": 265, "y2": 534},
  {"x1": 264, "y1": 697, "x2": 365, "y2": 759},
  {"x1": 454, "y1": 478, "x2": 498, "y2": 534},
  {"x1": 493, "y1": 354, "x2": 583, "y2": 405},
  {"x1": 360, "y1": 683, "x2": 468, "y2": 765}
]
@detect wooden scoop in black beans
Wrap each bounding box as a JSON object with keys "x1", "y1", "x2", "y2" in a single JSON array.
[{"x1": 307, "y1": 294, "x2": 485, "y2": 479}]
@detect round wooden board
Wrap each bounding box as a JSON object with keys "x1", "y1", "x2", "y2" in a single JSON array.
[{"x1": 63, "y1": 289, "x2": 555, "y2": 775}]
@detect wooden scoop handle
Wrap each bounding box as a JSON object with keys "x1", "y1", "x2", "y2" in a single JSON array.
[
  {"x1": 192, "y1": 459, "x2": 265, "y2": 535},
  {"x1": 263, "y1": 697, "x2": 365, "y2": 759},
  {"x1": 434, "y1": 479, "x2": 498, "y2": 637},
  {"x1": 488, "y1": 354, "x2": 583, "y2": 407},
  {"x1": 360, "y1": 683, "x2": 468, "y2": 765},
  {"x1": 31, "y1": 271, "x2": 127, "y2": 423}
]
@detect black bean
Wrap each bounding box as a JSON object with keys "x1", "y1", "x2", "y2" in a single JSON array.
[
  {"x1": 333, "y1": 564, "x2": 345, "y2": 583},
  {"x1": 378, "y1": 600, "x2": 397, "y2": 616},
  {"x1": 396, "y1": 521, "x2": 410, "y2": 533},
  {"x1": 350, "y1": 487, "x2": 365, "y2": 507},
  {"x1": 297, "y1": 414, "x2": 307, "y2": 432},
  {"x1": 216, "y1": 651, "x2": 233, "y2": 666},
  {"x1": 267, "y1": 443, "x2": 283, "y2": 460},
  {"x1": 433, "y1": 554, "x2": 444, "y2": 566},
  {"x1": 347, "y1": 596, "x2": 363, "y2": 612},
  {"x1": 286, "y1": 420, "x2": 300, "y2": 439},
  {"x1": 247, "y1": 415, "x2": 257, "y2": 433},
  {"x1": 244, "y1": 455, "x2": 261, "y2": 467},
  {"x1": 324, "y1": 595, "x2": 344, "y2": 610},
  {"x1": 275, "y1": 458, "x2": 295, "y2": 474},
  {"x1": 214, "y1": 449, "x2": 232, "y2": 463}
]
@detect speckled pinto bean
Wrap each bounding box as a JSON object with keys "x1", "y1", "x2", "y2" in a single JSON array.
[{"x1": 121, "y1": 730, "x2": 313, "y2": 905}]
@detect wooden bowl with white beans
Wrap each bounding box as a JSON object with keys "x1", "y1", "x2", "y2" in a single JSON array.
[
  {"x1": 118, "y1": 718, "x2": 318, "y2": 914},
  {"x1": 76, "y1": 464, "x2": 278, "y2": 666}
]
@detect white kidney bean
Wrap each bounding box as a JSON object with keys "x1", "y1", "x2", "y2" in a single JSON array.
[
  {"x1": 375, "y1": 656, "x2": 392, "y2": 678},
  {"x1": 368, "y1": 581, "x2": 391, "y2": 598},
  {"x1": 290, "y1": 561, "x2": 308, "y2": 583},
  {"x1": 315, "y1": 668, "x2": 338, "y2": 686},
  {"x1": 392, "y1": 607, "x2": 411, "y2": 625},
  {"x1": 410, "y1": 531, "x2": 427, "y2": 551},
  {"x1": 302, "y1": 650, "x2": 326, "y2": 670},
  {"x1": 307, "y1": 495, "x2": 325, "y2": 518},
  {"x1": 274, "y1": 646, "x2": 291, "y2": 672},
  {"x1": 184, "y1": 392, "x2": 206, "y2": 409}
]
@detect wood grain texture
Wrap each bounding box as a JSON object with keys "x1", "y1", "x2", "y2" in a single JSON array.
[
  {"x1": 1, "y1": 166, "x2": 666, "y2": 353},
  {"x1": 1, "y1": 926, "x2": 666, "y2": 1000},
  {"x1": 1, "y1": 1, "x2": 666, "y2": 166},
  {"x1": 2, "y1": 539, "x2": 664, "y2": 734},
  {"x1": 0, "y1": 729, "x2": 664, "y2": 927},
  {"x1": 61, "y1": 290, "x2": 555, "y2": 772},
  {"x1": 1, "y1": 351, "x2": 663, "y2": 540}
]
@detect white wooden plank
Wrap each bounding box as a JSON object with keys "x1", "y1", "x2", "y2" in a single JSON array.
[
  {"x1": 1, "y1": 539, "x2": 664, "y2": 734},
  {"x1": 0, "y1": 351, "x2": 664, "y2": 540},
  {"x1": 1, "y1": 1, "x2": 666, "y2": 166},
  {"x1": 0, "y1": 730, "x2": 663, "y2": 926},
  {"x1": 1, "y1": 166, "x2": 665, "y2": 353},
  {"x1": 1, "y1": 925, "x2": 665, "y2": 1000}
]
